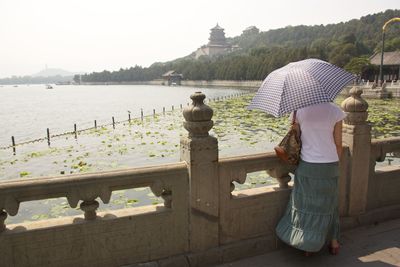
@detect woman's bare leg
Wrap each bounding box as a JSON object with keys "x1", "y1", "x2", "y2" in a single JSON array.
[{"x1": 330, "y1": 239, "x2": 339, "y2": 247}]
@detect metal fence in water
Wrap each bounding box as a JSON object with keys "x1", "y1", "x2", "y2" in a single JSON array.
[{"x1": 1, "y1": 92, "x2": 250, "y2": 153}]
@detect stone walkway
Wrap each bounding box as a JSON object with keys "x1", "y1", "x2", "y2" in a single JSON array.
[{"x1": 217, "y1": 218, "x2": 400, "y2": 267}]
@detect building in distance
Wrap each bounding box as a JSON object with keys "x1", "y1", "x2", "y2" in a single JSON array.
[
  {"x1": 194, "y1": 24, "x2": 239, "y2": 59},
  {"x1": 369, "y1": 51, "x2": 400, "y2": 82},
  {"x1": 162, "y1": 70, "x2": 183, "y2": 86}
]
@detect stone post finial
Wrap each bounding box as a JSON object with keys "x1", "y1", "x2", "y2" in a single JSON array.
[
  {"x1": 341, "y1": 87, "x2": 369, "y2": 125},
  {"x1": 183, "y1": 92, "x2": 214, "y2": 137}
]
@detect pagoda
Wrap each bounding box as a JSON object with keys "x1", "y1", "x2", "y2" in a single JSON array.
[
  {"x1": 208, "y1": 24, "x2": 227, "y2": 46},
  {"x1": 195, "y1": 24, "x2": 238, "y2": 59}
]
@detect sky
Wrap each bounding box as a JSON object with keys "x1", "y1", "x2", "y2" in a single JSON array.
[{"x1": 0, "y1": 0, "x2": 399, "y2": 78}]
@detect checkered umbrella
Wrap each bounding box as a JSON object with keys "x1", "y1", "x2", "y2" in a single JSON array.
[{"x1": 248, "y1": 58, "x2": 355, "y2": 117}]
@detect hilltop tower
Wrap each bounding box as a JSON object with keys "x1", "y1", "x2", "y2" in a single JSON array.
[
  {"x1": 208, "y1": 24, "x2": 227, "y2": 46},
  {"x1": 195, "y1": 24, "x2": 238, "y2": 59}
]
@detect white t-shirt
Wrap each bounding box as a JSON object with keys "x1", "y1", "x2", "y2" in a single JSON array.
[{"x1": 295, "y1": 102, "x2": 346, "y2": 163}]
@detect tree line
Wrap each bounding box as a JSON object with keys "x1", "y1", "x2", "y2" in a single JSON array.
[
  {"x1": 77, "y1": 9, "x2": 400, "y2": 83},
  {"x1": 0, "y1": 75, "x2": 73, "y2": 85}
]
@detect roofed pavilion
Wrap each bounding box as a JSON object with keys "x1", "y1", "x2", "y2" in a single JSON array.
[{"x1": 369, "y1": 51, "x2": 400, "y2": 81}]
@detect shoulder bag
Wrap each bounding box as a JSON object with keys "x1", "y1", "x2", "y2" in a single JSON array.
[{"x1": 274, "y1": 111, "x2": 301, "y2": 165}]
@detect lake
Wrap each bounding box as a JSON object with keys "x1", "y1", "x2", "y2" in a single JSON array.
[
  {"x1": 0, "y1": 84, "x2": 246, "y2": 147},
  {"x1": 1, "y1": 84, "x2": 279, "y2": 183}
]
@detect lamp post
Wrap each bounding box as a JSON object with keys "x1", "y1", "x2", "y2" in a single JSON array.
[
  {"x1": 379, "y1": 18, "x2": 400, "y2": 85},
  {"x1": 379, "y1": 31, "x2": 385, "y2": 84}
]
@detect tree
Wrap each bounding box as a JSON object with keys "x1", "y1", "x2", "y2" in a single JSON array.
[
  {"x1": 344, "y1": 56, "x2": 371, "y2": 75},
  {"x1": 385, "y1": 37, "x2": 400, "y2": 51},
  {"x1": 73, "y1": 75, "x2": 80, "y2": 84},
  {"x1": 329, "y1": 43, "x2": 358, "y2": 67}
]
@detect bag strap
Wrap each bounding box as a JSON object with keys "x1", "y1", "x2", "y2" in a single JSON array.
[{"x1": 291, "y1": 110, "x2": 297, "y2": 125}]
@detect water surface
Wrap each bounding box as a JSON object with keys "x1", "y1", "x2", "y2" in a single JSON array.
[{"x1": 0, "y1": 84, "x2": 245, "y2": 146}]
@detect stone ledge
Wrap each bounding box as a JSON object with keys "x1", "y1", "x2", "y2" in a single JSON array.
[
  {"x1": 124, "y1": 209, "x2": 400, "y2": 267},
  {"x1": 122, "y1": 235, "x2": 280, "y2": 267},
  {"x1": 341, "y1": 204, "x2": 400, "y2": 231},
  {"x1": 4, "y1": 204, "x2": 166, "y2": 233}
]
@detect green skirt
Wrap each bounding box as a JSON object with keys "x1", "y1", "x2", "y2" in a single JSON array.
[{"x1": 276, "y1": 160, "x2": 340, "y2": 252}]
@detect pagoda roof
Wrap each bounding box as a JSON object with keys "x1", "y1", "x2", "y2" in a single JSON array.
[
  {"x1": 162, "y1": 70, "x2": 183, "y2": 78},
  {"x1": 162, "y1": 70, "x2": 176, "y2": 77},
  {"x1": 244, "y1": 26, "x2": 257, "y2": 31},
  {"x1": 211, "y1": 24, "x2": 224, "y2": 31},
  {"x1": 370, "y1": 51, "x2": 400, "y2": 66}
]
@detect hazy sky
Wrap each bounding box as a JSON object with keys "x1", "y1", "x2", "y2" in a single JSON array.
[{"x1": 1, "y1": 0, "x2": 399, "y2": 78}]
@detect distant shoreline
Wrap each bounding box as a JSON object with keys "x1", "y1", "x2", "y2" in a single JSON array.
[
  {"x1": 79, "y1": 79, "x2": 262, "y2": 90},
  {"x1": 0, "y1": 80, "x2": 261, "y2": 90}
]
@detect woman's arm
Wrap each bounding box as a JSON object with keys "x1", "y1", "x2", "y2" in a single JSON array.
[{"x1": 333, "y1": 121, "x2": 343, "y2": 159}]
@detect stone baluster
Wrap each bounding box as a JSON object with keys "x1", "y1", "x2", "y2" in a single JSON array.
[
  {"x1": 267, "y1": 164, "x2": 294, "y2": 189},
  {"x1": 382, "y1": 81, "x2": 387, "y2": 90},
  {"x1": 341, "y1": 87, "x2": 371, "y2": 216},
  {"x1": 230, "y1": 182, "x2": 235, "y2": 192},
  {"x1": 80, "y1": 200, "x2": 99, "y2": 220},
  {"x1": 150, "y1": 181, "x2": 172, "y2": 208},
  {"x1": 0, "y1": 210, "x2": 7, "y2": 232},
  {"x1": 180, "y1": 92, "x2": 219, "y2": 252},
  {"x1": 161, "y1": 190, "x2": 172, "y2": 208}
]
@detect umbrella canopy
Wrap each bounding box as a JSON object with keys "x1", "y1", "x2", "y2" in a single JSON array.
[{"x1": 248, "y1": 58, "x2": 354, "y2": 117}]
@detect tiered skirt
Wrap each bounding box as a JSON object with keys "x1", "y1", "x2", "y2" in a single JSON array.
[{"x1": 276, "y1": 160, "x2": 340, "y2": 252}]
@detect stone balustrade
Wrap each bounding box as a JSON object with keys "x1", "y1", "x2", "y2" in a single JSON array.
[
  {"x1": 371, "y1": 137, "x2": 400, "y2": 161},
  {"x1": 367, "y1": 137, "x2": 400, "y2": 215},
  {"x1": 219, "y1": 152, "x2": 294, "y2": 191},
  {"x1": 0, "y1": 163, "x2": 190, "y2": 267},
  {"x1": 0, "y1": 163, "x2": 187, "y2": 231},
  {"x1": 0, "y1": 90, "x2": 399, "y2": 267},
  {"x1": 218, "y1": 152, "x2": 294, "y2": 249}
]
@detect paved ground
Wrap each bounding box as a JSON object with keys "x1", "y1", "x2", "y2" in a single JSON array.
[{"x1": 217, "y1": 218, "x2": 400, "y2": 267}]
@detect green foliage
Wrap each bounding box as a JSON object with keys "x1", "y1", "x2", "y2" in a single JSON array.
[
  {"x1": 344, "y1": 56, "x2": 372, "y2": 75},
  {"x1": 0, "y1": 75, "x2": 73, "y2": 85},
  {"x1": 385, "y1": 37, "x2": 400, "y2": 51},
  {"x1": 70, "y1": 9, "x2": 400, "y2": 83},
  {"x1": 19, "y1": 171, "x2": 30, "y2": 177}
]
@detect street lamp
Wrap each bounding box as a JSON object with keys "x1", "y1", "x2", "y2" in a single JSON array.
[{"x1": 379, "y1": 18, "x2": 400, "y2": 84}]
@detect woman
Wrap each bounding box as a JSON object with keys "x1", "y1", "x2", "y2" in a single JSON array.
[{"x1": 275, "y1": 101, "x2": 345, "y2": 256}]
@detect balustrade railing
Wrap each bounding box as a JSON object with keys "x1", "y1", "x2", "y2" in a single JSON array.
[
  {"x1": 219, "y1": 152, "x2": 294, "y2": 193},
  {"x1": 371, "y1": 137, "x2": 400, "y2": 162},
  {"x1": 0, "y1": 162, "x2": 188, "y2": 232},
  {"x1": 218, "y1": 152, "x2": 295, "y2": 245},
  {"x1": 367, "y1": 137, "x2": 400, "y2": 212}
]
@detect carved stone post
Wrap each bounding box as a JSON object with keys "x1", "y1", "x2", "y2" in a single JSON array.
[
  {"x1": 341, "y1": 87, "x2": 371, "y2": 216},
  {"x1": 180, "y1": 92, "x2": 219, "y2": 252}
]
